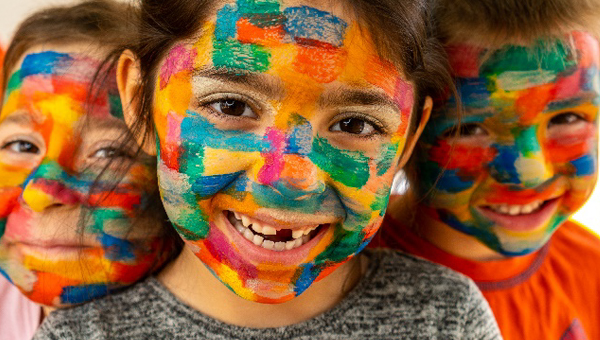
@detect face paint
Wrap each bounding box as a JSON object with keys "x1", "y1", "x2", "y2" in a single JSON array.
[
  {"x1": 0, "y1": 51, "x2": 174, "y2": 306},
  {"x1": 417, "y1": 32, "x2": 600, "y2": 256},
  {"x1": 154, "y1": 0, "x2": 415, "y2": 303}
]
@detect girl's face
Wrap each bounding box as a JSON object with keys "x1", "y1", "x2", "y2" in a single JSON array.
[
  {"x1": 152, "y1": 0, "x2": 419, "y2": 303},
  {"x1": 418, "y1": 32, "x2": 600, "y2": 256},
  {"x1": 0, "y1": 47, "x2": 172, "y2": 307}
]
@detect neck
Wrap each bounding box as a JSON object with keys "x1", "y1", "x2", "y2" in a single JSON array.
[
  {"x1": 388, "y1": 197, "x2": 506, "y2": 261},
  {"x1": 158, "y1": 245, "x2": 367, "y2": 328}
]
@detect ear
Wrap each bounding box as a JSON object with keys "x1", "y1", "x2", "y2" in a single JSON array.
[
  {"x1": 117, "y1": 50, "x2": 157, "y2": 156},
  {"x1": 396, "y1": 96, "x2": 432, "y2": 169}
]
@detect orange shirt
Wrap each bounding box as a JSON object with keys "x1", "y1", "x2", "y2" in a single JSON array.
[{"x1": 372, "y1": 212, "x2": 600, "y2": 340}]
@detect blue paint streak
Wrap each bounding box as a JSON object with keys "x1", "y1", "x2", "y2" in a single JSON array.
[
  {"x1": 284, "y1": 6, "x2": 348, "y2": 47},
  {"x1": 0, "y1": 267, "x2": 12, "y2": 283},
  {"x1": 192, "y1": 172, "x2": 244, "y2": 198},
  {"x1": 181, "y1": 111, "x2": 268, "y2": 152},
  {"x1": 436, "y1": 169, "x2": 476, "y2": 193},
  {"x1": 60, "y1": 284, "x2": 109, "y2": 304},
  {"x1": 571, "y1": 154, "x2": 596, "y2": 176},
  {"x1": 286, "y1": 119, "x2": 313, "y2": 155},
  {"x1": 215, "y1": 4, "x2": 239, "y2": 40},
  {"x1": 456, "y1": 77, "x2": 493, "y2": 110},
  {"x1": 294, "y1": 264, "x2": 316, "y2": 295},
  {"x1": 20, "y1": 51, "x2": 72, "y2": 78},
  {"x1": 100, "y1": 233, "x2": 135, "y2": 261},
  {"x1": 489, "y1": 144, "x2": 521, "y2": 184}
]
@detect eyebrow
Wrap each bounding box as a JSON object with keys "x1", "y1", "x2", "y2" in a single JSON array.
[
  {"x1": 544, "y1": 94, "x2": 599, "y2": 112},
  {"x1": 192, "y1": 67, "x2": 285, "y2": 99},
  {"x1": 0, "y1": 112, "x2": 36, "y2": 127},
  {"x1": 319, "y1": 89, "x2": 400, "y2": 112}
]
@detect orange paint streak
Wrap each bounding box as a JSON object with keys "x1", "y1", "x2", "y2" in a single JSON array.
[
  {"x1": 0, "y1": 187, "x2": 21, "y2": 217},
  {"x1": 365, "y1": 56, "x2": 399, "y2": 97},
  {"x1": 237, "y1": 18, "x2": 285, "y2": 46},
  {"x1": 546, "y1": 124, "x2": 595, "y2": 163},
  {"x1": 515, "y1": 83, "x2": 555, "y2": 123},
  {"x1": 280, "y1": 155, "x2": 317, "y2": 191},
  {"x1": 293, "y1": 45, "x2": 347, "y2": 83},
  {"x1": 25, "y1": 272, "x2": 80, "y2": 306}
]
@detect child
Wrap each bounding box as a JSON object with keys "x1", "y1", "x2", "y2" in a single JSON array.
[
  {"x1": 34, "y1": 0, "x2": 501, "y2": 339},
  {"x1": 0, "y1": 0, "x2": 178, "y2": 313},
  {"x1": 374, "y1": 0, "x2": 600, "y2": 338}
]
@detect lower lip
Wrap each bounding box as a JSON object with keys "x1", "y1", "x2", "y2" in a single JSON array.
[
  {"x1": 15, "y1": 243, "x2": 91, "y2": 257},
  {"x1": 221, "y1": 212, "x2": 332, "y2": 266},
  {"x1": 477, "y1": 198, "x2": 561, "y2": 232}
]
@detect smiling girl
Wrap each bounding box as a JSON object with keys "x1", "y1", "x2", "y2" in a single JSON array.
[
  {"x1": 0, "y1": 0, "x2": 178, "y2": 314},
  {"x1": 374, "y1": 0, "x2": 600, "y2": 338},
  {"x1": 34, "y1": 0, "x2": 501, "y2": 339}
]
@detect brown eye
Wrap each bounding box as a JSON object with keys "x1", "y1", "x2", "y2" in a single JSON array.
[
  {"x1": 442, "y1": 123, "x2": 488, "y2": 138},
  {"x1": 210, "y1": 99, "x2": 256, "y2": 118},
  {"x1": 548, "y1": 112, "x2": 584, "y2": 127},
  {"x1": 330, "y1": 118, "x2": 378, "y2": 136}
]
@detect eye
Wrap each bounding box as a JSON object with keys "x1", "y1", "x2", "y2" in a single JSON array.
[
  {"x1": 2, "y1": 140, "x2": 41, "y2": 154},
  {"x1": 441, "y1": 123, "x2": 488, "y2": 138},
  {"x1": 330, "y1": 117, "x2": 380, "y2": 136},
  {"x1": 90, "y1": 147, "x2": 131, "y2": 159},
  {"x1": 548, "y1": 112, "x2": 585, "y2": 127},
  {"x1": 209, "y1": 99, "x2": 257, "y2": 118}
]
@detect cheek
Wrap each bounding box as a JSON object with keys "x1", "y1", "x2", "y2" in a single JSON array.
[
  {"x1": 423, "y1": 140, "x2": 496, "y2": 193},
  {"x1": 546, "y1": 123, "x2": 598, "y2": 175}
]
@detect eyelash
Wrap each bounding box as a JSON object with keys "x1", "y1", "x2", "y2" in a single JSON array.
[
  {"x1": 330, "y1": 112, "x2": 386, "y2": 138},
  {"x1": 199, "y1": 94, "x2": 261, "y2": 120}
]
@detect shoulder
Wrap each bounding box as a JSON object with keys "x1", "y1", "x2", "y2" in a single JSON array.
[
  {"x1": 34, "y1": 278, "x2": 181, "y2": 340},
  {"x1": 358, "y1": 250, "x2": 500, "y2": 339},
  {"x1": 551, "y1": 221, "x2": 600, "y2": 261}
]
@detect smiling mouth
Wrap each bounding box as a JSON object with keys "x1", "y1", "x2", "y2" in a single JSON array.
[
  {"x1": 226, "y1": 211, "x2": 326, "y2": 251},
  {"x1": 478, "y1": 197, "x2": 561, "y2": 231}
]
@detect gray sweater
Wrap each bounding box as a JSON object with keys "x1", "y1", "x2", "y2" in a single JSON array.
[{"x1": 34, "y1": 250, "x2": 501, "y2": 340}]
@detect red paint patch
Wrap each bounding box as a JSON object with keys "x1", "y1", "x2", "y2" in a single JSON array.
[
  {"x1": 429, "y1": 140, "x2": 496, "y2": 175},
  {"x1": 515, "y1": 83, "x2": 556, "y2": 124},
  {"x1": 446, "y1": 44, "x2": 485, "y2": 78},
  {"x1": 237, "y1": 18, "x2": 285, "y2": 46}
]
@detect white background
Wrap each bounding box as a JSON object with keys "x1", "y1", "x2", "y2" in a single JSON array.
[{"x1": 1, "y1": 0, "x2": 598, "y2": 234}]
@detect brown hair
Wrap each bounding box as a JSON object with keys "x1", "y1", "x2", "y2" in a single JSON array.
[
  {"x1": 1, "y1": 0, "x2": 138, "y2": 100},
  {"x1": 434, "y1": 0, "x2": 600, "y2": 47},
  {"x1": 109, "y1": 0, "x2": 454, "y2": 145}
]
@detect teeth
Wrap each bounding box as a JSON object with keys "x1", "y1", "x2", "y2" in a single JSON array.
[
  {"x1": 262, "y1": 240, "x2": 275, "y2": 250},
  {"x1": 488, "y1": 201, "x2": 544, "y2": 216},
  {"x1": 253, "y1": 234, "x2": 264, "y2": 246},
  {"x1": 274, "y1": 242, "x2": 285, "y2": 251},
  {"x1": 292, "y1": 230, "x2": 304, "y2": 239},
  {"x1": 243, "y1": 228, "x2": 254, "y2": 241},
  {"x1": 241, "y1": 215, "x2": 252, "y2": 228},
  {"x1": 252, "y1": 222, "x2": 263, "y2": 234},
  {"x1": 262, "y1": 225, "x2": 277, "y2": 235},
  {"x1": 230, "y1": 211, "x2": 323, "y2": 251}
]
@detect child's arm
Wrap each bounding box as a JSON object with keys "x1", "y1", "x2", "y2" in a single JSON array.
[{"x1": 463, "y1": 280, "x2": 503, "y2": 339}]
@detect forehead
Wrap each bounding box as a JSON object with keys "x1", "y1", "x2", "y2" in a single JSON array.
[
  {"x1": 1, "y1": 51, "x2": 122, "y2": 123},
  {"x1": 438, "y1": 32, "x2": 600, "y2": 121}
]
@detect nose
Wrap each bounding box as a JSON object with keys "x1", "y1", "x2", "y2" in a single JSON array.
[
  {"x1": 489, "y1": 127, "x2": 554, "y2": 187},
  {"x1": 21, "y1": 160, "x2": 82, "y2": 212},
  {"x1": 270, "y1": 154, "x2": 326, "y2": 199}
]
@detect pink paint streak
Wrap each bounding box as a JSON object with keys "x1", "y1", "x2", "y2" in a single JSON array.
[
  {"x1": 258, "y1": 128, "x2": 287, "y2": 185},
  {"x1": 159, "y1": 44, "x2": 197, "y2": 90}
]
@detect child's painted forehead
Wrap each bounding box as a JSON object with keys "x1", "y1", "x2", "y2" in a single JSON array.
[
  {"x1": 2, "y1": 51, "x2": 123, "y2": 121},
  {"x1": 446, "y1": 32, "x2": 600, "y2": 79}
]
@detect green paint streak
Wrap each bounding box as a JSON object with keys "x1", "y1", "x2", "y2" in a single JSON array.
[
  {"x1": 109, "y1": 94, "x2": 124, "y2": 120},
  {"x1": 310, "y1": 137, "x2": 370, "y2": 188},
  {"x1": 179, "y1": 141, "x2": 205, "y2": 177},
  {"x1": 481, "y1": 40, "x2": 576, "y2": 77},
  {"x1": 376, "y1": 143, "x2": 397, "y2": 176},
  {"x1": 0, "y1": 220, "x2": 5, "y2": 239},
  {"x1": 237, "y1": 0, "x2": 281, "y2": 14},
  {"x1": 6, "y1": 71, "x2": 22, "y2": 96},
  {"x1": 514, "y1": 126, "x2": 541, "y2": 156},
  {"x1": 213, "y1": 39, "x2": 271, "y2": 73},
  {"x1": 314, "y1": 223, "x2": 366, "y2": 263},
  {"x1": 370, "y1": 186, "x2": 391, "y2": 216},
  {"x1": 91, "y1": 209, "x2": 125, "y2": 233}
]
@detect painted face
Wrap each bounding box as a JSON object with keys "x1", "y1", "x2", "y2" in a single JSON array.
[
  {"x1": 154, "y1": 0, "x2": 415, "y2": 303},
  {"x1": 417, "y1": 32, "x2": 600, "y2": 256},
  {"x1": 0, "y1": 50, "x2": 174, "y2": 306}
]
